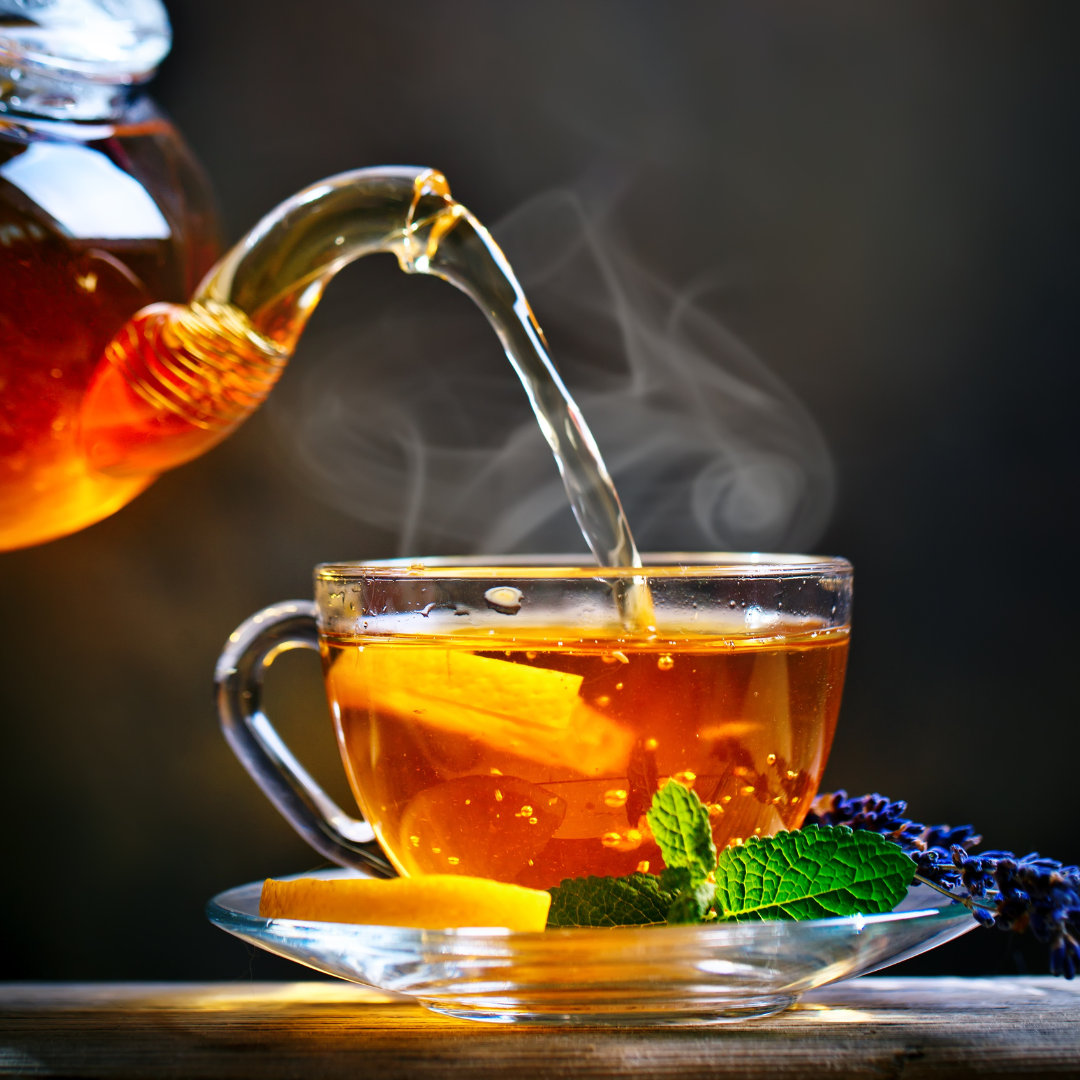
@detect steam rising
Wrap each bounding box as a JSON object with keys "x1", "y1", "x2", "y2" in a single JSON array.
[{"x1": 269, "y1": 190, "x2": 835, "y2": 557}]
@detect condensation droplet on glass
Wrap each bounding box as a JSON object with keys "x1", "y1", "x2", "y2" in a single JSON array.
[
  {"x1": 657, "y1": 654, "x2": 674, "y2": 671},
  {"x1": 484, "y1": 585, "x2": 523, "y2": 614}
]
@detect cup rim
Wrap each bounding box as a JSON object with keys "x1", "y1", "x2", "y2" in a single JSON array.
[{"x1": 316, "y1": 551, "x2": 852, "y2": 581}]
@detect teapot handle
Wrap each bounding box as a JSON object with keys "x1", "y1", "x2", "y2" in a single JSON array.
[{"x1": 214, "y1": 600, "x2": 395, "y2": 877}]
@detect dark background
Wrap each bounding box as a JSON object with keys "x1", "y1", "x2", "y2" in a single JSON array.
[{"x1": 2, "y1": 0, "x2": 1078, "y2": 980}]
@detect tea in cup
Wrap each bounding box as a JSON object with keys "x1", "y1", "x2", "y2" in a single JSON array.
[{"x1": 217, "y1": 554, "x2": 851, "y2": 889}]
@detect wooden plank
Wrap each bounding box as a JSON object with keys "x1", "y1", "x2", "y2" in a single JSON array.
[{"x1": 1, "y1": 978, "x2": 1078, "y2": 1079}]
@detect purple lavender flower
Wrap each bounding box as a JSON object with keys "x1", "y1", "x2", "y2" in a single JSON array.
[{"x1": 806, "y1": 791, "x2": 1080, "y2": 979}]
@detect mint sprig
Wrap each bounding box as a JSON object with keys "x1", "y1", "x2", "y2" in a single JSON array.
[{"x1": 547, "y1": 780, "x2": 913, "y2": 928}]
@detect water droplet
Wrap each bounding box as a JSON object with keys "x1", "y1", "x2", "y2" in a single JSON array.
[
  {"x1": 740, "y1": 785, "x2": 755, "y2": 795},
  {"x1": 636, "y1": 860, "x2": 650, "y2": 874},
  {"x1": 766, "y1": 753, "x2": 777, "y2": 766},
  {"x1": 432, "y1": 846, "x2": 441, "y2": 854},
  {"x1": 657, "y1": 654, "x2": 674, "y2": 671},
  {"x1": 494, "y1": 789, "x2": 503, "y2": 802},
  {"x1": 484, "y1": 586, "x2": 523, "y2": 614},
  {"x1": 604, "y1": 788, "x2": 628, "y2": 808},
  {"x1": 519, "y1": 805, "x2": 533, "y2": 817},
  {"x1": 409, "y1": 835, "x2": 420, "y2": 847},
  {"x1": 528, "y1": 817, "x2": 538, "y2": 825},
  {"x1": 601, "y1": 831, "x2": 623, "y2": 848},
  {"x1": 447, "y1": 856, "x2": 460, "y2": 865},
  {"x1": 615, "y1": 682, "x2": 624, "y2": 691},
  {"x1": 673, "y1": 770, "x2": 697, "y2": 787}
]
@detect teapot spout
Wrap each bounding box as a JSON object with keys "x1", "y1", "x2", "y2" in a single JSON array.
[{"x1": 75, "y1": 164, "x2": 641, "y2": 581}]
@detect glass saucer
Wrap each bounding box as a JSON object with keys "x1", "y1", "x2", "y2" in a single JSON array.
[{"x1": 207, "y1": 869, "x2": 975, "y2": 1025}]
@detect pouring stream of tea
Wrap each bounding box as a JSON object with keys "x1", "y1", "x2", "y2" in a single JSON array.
[{"x1": 79, "y1": 167, "x2": 652, "y2": 625}]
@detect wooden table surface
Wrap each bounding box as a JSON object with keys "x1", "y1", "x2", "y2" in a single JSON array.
[{"x1": 2, "y1": 978, "x2": 1078, "y2": 1079}]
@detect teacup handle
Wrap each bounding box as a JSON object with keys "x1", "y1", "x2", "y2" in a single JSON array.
[{"x1": 214, "y1": 601, "x2": 395, "y2": 878}]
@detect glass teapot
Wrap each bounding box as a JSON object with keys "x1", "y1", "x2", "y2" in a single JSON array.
[{"x1": 0, "y1": 0, "x2": 219, "y2": 550}]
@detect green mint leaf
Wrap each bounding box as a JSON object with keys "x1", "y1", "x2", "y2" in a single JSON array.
[
  {"x1": 546, "y1": 872, "x2": 677, "y2": 927},
  {"x1": 660, "y1": 866, "x2": 717, "y2": 924},
  {"x1": 713, "y1": 825, "x2": 915, "y2": 921},
  {"x1": 646, "y1": 779, "x2": 717, "y2": 886}
]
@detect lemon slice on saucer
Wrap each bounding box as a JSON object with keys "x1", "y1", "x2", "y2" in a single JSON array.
[{"x1": 260, "y1": 874, "x2": 551, "y2": 932}]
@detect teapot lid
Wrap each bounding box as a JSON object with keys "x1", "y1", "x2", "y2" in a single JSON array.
[{"x1": 0, "y1": 0, "x2": 170, "y2": 84}]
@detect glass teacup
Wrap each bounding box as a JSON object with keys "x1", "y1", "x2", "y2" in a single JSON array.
[{"x1": 217, "y1": 554, "x2": 852, "y2": 888}]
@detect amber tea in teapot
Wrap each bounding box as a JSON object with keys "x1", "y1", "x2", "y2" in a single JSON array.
[{"x1": 0, "y1": 0, "x2": 219, "y2": 551}]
